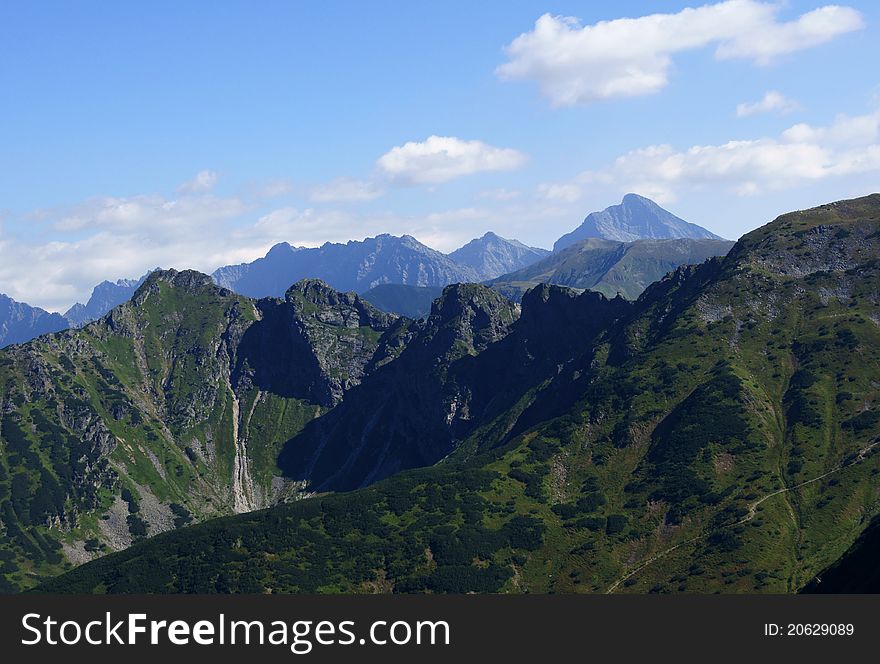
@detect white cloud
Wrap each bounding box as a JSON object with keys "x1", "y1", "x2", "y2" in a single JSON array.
[
  {"x1": 308, "y1": 177, "x2": 385, "y2": 203},
  {"x1": 736, "y1": 91, "x2": 802, "y2": 117},
  {"x1": 583, "y1": 110, "x2": 880, "y2": 199},
  {"x1": 497, "y1": 2, "x2": 863, "y2": 106},
  {"x1": 537, "y1": 182, "x2": 583, "y2": 203},
  {"x1": 376, "y1": 135, "x2": 526, "y2": 184},
  {"x1": 176, "y1": 169, "x2": 218, "y2": 194},
  {"x1": 0, "y1": 192, "x2": 257, "y2": 312},
  {"x1": 782, "y1": 110, "x2": 880, "y2": 145}
]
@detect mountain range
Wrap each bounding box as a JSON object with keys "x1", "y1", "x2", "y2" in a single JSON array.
[
  {"x1": 0, "y1": 194, "x2": 875, "y2": 594},
  {"x1": 211, "y1": 232, "x2": 549, "y2": 300},
  {"x1": 0, "y1": 196, "x2": 722, "y2": 346}
]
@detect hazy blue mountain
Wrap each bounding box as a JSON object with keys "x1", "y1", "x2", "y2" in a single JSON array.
[
  {"x1": 488, "y1": 237, "x2": 735, "y2": 300},
  {"x1": 212, "y1": 234, "x2": 480, "y2": 299},
  {"x1": 64, "y1": 271, "x2": 154, "y2": 326},
  {"x1": 361, "y1": 284, "x2": 444, "y2": 319},
  {"x1": 0, "y1": 294, "x2": 69, "y2": 348},
  {"x1": 554, "y1": 194, "x2": 723, "y2": 251},
  {"x1": 448, "y1": 232, "x2": 550, "y2": 280}
]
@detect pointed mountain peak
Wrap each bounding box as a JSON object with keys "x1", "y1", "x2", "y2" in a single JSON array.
[
  {"x1": 554, "y1": 194, "x2": 723, "y2": 251},
  {"x1": 621, "y1": 192, "x2": 654, "y2": 205},
  {"x1": 449, "y1": 232, "x2": 550, "y2": 281}
]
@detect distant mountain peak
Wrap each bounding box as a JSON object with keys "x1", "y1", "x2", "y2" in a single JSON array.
[
  {"x1": 553, "y1": 194, "x2": 723, "y2": 251},
  {"x1": 448, "y1": 232, "x2": 550, "y2": 281},
  {"x1": 64, "y1": 269, "x2": 155, "y2": 328}
]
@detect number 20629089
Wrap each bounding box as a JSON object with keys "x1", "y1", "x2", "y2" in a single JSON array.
[{"x1": 764, "y1": 624, "x2": 854, "y2": 636}]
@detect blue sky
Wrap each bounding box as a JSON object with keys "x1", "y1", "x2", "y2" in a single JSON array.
[{"x1": 1, "y1": 0, "x2": 878, "y2": 310}]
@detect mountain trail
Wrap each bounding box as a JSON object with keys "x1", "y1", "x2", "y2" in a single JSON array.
[{"x1": 605, "y1": 438, "x2": 880, "y2": 593}]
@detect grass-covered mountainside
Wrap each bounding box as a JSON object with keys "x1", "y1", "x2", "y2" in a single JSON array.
[
  {"x1": 488, "y1": 237, "x2": 734, "y2": 300},
  {"x1": 0, "y1": 272, "x2": 400, "y2": 591},
  {"x1": 36, "y1": 194, "x2": 880, "y2": 594}
]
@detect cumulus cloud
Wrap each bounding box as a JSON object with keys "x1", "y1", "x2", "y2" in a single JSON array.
[
  {"x1": 582, "y1": 110, "x2": 880, "y2": 200},
  {"x1": 308, "y1": 177, "x2": 385, "y2": 203},
  {"x1": 376, "y1": 135, "x2": 526, "y2": 184},
  {"x1": 176, "y1": 169, "x2": 218, "y2": 194},
  {"x1": 497, "y1": 1, "x2": 863, "y2": 106},
  {"x1": 736, "y1": 91, "x2": 803, "y2": 117}
]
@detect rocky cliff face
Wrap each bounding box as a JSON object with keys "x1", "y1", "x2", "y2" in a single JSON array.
[
  {"x1": 279, "y1": 284, "x2": 522, "y2": 490},
  {"x1": 234, "y1": 279, "x2": 399, "y2": 407}
]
